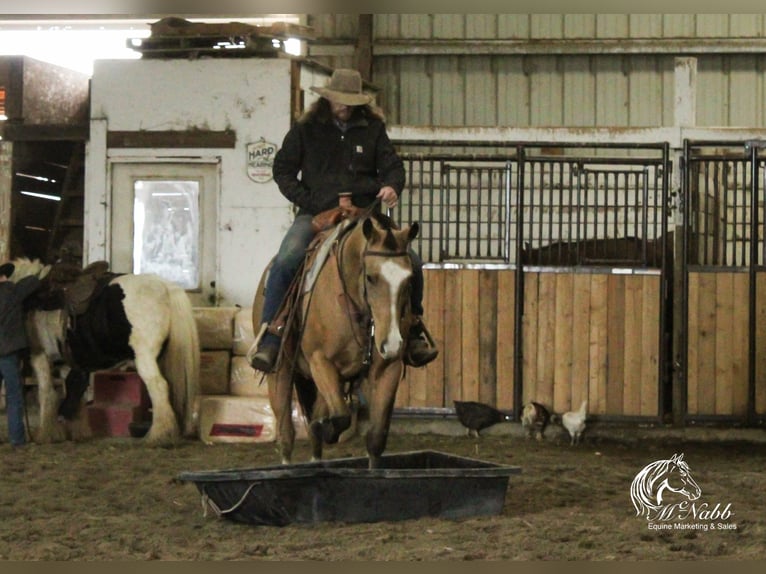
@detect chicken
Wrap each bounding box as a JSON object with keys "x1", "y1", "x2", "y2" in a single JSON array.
[
  {"x1": 453, "y1": 400, "x2": 511, "y2": 438},
  {"x1": 561, "y1": 400, "x2": 588, "y2": 445},
  {"x1": 521, "y1": 401, "x2": 551, "y2": 440}
]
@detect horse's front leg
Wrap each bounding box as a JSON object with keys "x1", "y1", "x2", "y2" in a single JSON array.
[
  {"x1": 268, "y1": 368, "x2": 296, "y2": 464},
  {"x1": 307, "y1": 395, "x2": 329, "y2": 461},
  {"x1": 307, "y1": 351, "x2": 351, "y2": 444},
  {"x1": 365, "y1": 360, "x2": 404, "y2": 469}
]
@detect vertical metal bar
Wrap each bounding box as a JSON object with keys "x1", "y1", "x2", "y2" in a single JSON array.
[
  {"x1": 642, "y1": 168, "x2": 649, "y2": 264},
  {"x1": 513, "y1": 150, "x2": 526, "y2": 421},
  {"x1": 504, "y1": 165, "x2": 512, "y2": 263},
  {"x1": 747, "y1": 141, "x2": 759, "y2": 425},
  {"x1": 678, "y1": 140, "x2": 691, "y2": 426},
  {"x1": 439, "y1": 161, "x2": 448, "y2": 262},
  {"x1": 723, "y1": 162, "x2": 730, "y2": 266},
  {"x1": 659, "y1": 143, "x2": 669, "y2": 423}
]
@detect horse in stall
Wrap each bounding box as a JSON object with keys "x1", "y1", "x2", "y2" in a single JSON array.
[
  {"x1": 10, "y1": 258, "x2": 200, "y2": 446},
  {"x1": 248, "y1": 211, "x2": 419, "y2": 469}
]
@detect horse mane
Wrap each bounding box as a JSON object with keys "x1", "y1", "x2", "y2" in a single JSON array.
[{"x1": 9, "y1": 257, "x2": 46, "y2": 281}]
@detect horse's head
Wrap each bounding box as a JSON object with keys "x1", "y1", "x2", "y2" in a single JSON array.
[{"x1": 360, "y1": 214, "x2": 419, "y2": 361}]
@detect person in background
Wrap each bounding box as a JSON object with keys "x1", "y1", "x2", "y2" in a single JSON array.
[
  {"x1": 0, "y1": 262, "x2": 41, "y2": 447},
  {"x1": 250, "y1": 68, "x2": 438, "y2": 373}
]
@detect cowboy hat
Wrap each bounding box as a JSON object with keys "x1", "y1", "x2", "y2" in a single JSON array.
[
  {"x1": 310, "y1": 68, "x2": 373, "y2": 106},
  {"x1": 0, "y1": 262, "x2": 15, "y2": 278}
]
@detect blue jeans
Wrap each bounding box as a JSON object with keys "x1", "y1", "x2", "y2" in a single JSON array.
[
  {"x1": 259, "y1": 214, "x2": 425, "y2": 345},
  {"x1": 0, "y1": 353, "x2": 27, "y2": 446}
]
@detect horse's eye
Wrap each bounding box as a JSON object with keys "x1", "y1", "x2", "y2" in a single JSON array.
[{"x1": 366, "y1": 274, "x2": 376, "y2": 285}]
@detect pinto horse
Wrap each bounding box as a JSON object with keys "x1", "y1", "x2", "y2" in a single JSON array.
[
  {"x1": 249, "y1": 212, "x2": 419, "y2": 469},
  {"x1": 11, "y1": 258, "x2": 200, "y2": 446}
]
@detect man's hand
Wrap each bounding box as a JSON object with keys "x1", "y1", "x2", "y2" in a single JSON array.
[{"x1": 377, "y1": 186, "x2": 398, "y2": 209}]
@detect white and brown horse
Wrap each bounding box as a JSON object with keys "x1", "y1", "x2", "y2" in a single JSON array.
[
  {"x1": 11, "y1": 258, "x2": 200, "y2": 446},
  {"x1": 250, "y1": 212, "x2": 419, "y2": 469}
]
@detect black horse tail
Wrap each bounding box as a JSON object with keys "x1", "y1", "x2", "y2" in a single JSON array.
[{"x1": 293, "y1": 373, "x2": 318, "y2": 423}]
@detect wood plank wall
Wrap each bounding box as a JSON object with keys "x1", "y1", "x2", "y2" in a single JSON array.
[
  {"x1": 396, "y1": 268, "x2": 516, "y2": 411},
  {"x1": 687, "y1": 271, "x2": 766, "y2": 417},
  {"x1": 523, "y1": 271, "x2": 660, "y2": 416},
  {"x1": 396, "y1": 268, "x2": 662, "y2": 418}
]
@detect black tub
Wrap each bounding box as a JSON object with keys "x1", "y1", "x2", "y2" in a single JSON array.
[{"x1": 177, "y1": 450, "x2": 521, "y2": 526}]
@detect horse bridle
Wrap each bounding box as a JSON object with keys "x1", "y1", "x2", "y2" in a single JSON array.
[{"x1": 332, "y1": 222, "x2": 412, "y2": 366}]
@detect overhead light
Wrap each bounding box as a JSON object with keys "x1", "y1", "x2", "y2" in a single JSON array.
[
  {"x1": 20, "y1": 191, "x2": 61, "y2": 201},
  {"x1": 17, "y1": 172, "x2": 56, "y2": 183}
]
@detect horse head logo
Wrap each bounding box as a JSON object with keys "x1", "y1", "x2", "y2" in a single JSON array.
[{"x1": 630, "y1": 453, "x2": 702, "y2": 521}]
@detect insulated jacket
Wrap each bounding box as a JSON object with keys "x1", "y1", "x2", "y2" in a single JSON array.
[
  {"x1": 0, "y1": 276, "x2": 40, "y2": 356},
  {"x1": 272, "y1": 108, "x2": 405, "y2": 216}
]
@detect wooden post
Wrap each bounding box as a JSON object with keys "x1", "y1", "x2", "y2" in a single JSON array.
[
  {"x1": 357, "y1": 14, "x2": 373, "y2": 82},
  {"x1": 0, "y1": 141, "x2": 12, "y2": 261}
]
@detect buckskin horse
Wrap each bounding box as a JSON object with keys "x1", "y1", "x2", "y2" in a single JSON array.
[
  {"x1": 11, "y1": 258, "x2": 200, "y2": 446},
  {"x1": 249, "y1": 212, "x2": 419, "y2": 469}
]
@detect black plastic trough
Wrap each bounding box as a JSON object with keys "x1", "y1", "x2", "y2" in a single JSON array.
[{"x1": 177, "y1": 450, "x2": 521, "y2": 526}]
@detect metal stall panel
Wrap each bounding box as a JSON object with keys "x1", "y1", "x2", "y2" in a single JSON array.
[{"x1": 683, "y1": 140, "x2": 766, "y2": 425}]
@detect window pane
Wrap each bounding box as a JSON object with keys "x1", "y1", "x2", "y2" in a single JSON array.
[{"x1": 133, "y1": 179, "x2": 200, "y2": 289}]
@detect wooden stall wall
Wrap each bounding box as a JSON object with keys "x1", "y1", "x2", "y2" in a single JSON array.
[
  {"x1": 522, "y1": 270, "x2": 661, "y2": 417},
  {"x1": 395, "y1": 268, "x2": 516, "y2": 411},
  {"x1": 757, "y1": 273, "x2": 766, "y2": 417},
  {"x1": 686, "y1": 270, "x2": 762, "y2": 418}
]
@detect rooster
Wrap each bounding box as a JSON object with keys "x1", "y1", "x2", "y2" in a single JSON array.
[
  {"x1": 521, "y1": 401, "x2": 551, "y2": 440},
  {"x1": 561, "y1": 400, "x2": 588, "y2": 445},
  {"x1": 453, "y1": 400, "x2": 511, "y2": 438}
]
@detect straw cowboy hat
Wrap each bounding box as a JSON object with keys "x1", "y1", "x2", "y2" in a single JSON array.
[{"x1": 310, "y1": 68, "x2": 373, "y2": 106}]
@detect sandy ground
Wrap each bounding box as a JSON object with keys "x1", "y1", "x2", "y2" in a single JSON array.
[{"x1": 1, "y1": 403, "x2": 765, "y2": 561}]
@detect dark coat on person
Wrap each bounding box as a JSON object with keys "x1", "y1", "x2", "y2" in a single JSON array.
[
  {"x1": 0, "y1": 276, "x2": 40, "y2": 356},
  {"x1": 272, "y1": 105, "x2": 406, "y2": 217}
]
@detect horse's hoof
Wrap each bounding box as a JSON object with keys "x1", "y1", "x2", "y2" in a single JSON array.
[{"x1": 321, "y1": 415, "x2": 352, "y2": 444}]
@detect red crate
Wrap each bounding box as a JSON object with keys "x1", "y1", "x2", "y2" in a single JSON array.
[
  {"x1": 87, "y1": 404, "x2": 149, "y2": 437},
  {"x1": 92, "y1": 371, "x2": 150, "y2": 408}
]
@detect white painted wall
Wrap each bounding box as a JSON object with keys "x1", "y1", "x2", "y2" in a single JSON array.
[{"x1": 85, "y1": 57, "x2": 303, "y2": 307}]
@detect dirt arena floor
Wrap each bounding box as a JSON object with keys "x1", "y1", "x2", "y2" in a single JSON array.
[{"x1": 1, "y1": 408, "x2": 765, "y2": 561}]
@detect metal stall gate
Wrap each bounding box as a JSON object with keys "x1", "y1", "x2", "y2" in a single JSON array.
[
  {"x1": 391, "y1": 141, "x2": 671, "y2": 422},
  {"x1": 682, "y1": 140, "x2": 766, "y2": 426}
]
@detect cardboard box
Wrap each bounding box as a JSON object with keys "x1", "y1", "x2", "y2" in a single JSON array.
[
  {"x1": 198, "y1": 395, "x2": 307, "y2": 444},
  {"x1": 199, "y1": 350, "x2": 231, "y2": 395},
  {"x1": 193, "y1": 307, "x2": 238, "y2": 350},
  {"x1": 229, "y1": 355, "x2": 269, "y2": 397}
]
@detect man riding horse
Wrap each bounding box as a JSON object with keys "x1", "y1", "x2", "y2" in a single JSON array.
[{"x1": 250, "y1": 69, "x2": 438, "y2": 372}]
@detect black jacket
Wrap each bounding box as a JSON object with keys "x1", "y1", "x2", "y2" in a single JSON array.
[
  {"x1": 0, "y1": 276, "x2": 40, "y2": 356},
  {"x1": 272, "y1": 108, "x2": 405, "y2": 216}
]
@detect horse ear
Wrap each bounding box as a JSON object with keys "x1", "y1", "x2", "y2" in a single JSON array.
[{"x1": 407, "y1": 222, "x2": 420, "y2": 241}]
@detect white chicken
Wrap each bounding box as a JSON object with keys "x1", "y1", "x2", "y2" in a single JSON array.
[{"x1": 562, "y1": 400, "x2": 588, "y2": 445}]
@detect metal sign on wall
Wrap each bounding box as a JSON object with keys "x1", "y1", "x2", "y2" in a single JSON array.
[{"x1": 246, "y1": 139, "x2": 278, "y2": 183}]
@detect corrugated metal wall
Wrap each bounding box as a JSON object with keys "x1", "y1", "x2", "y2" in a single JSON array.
[{"x1": 307, "y1": 14, "x2": 766, "y2": 128}]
